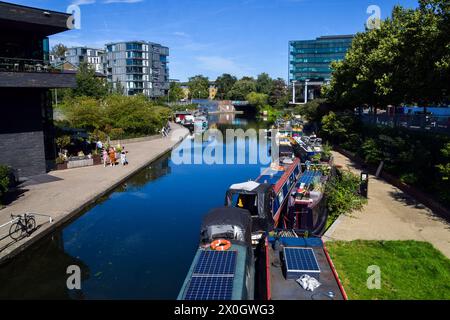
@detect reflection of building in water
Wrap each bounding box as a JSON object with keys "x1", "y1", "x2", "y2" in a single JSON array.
[
  {"x1": 0, "y1": 231, "x2": 90, "y2": 299},
  {"x1": 209, "y1": 113, "x2": 249, "y2": 126}
]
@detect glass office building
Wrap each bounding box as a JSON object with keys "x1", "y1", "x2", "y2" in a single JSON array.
[{"x1": 289, "y1": 35, "x2": 354, "y2": 83}]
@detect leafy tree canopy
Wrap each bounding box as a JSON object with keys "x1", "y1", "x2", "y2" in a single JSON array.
[
  {"x1": 188, "y1": 75, "x2": 210, "y2": 99},
  {"x1": 215, "y1": 73, "x2": 237, "y2": 100}
]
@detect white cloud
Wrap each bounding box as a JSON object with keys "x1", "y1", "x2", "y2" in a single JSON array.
[
  {"x1": 72, "y1": 0, "x2": 96, "y2": 5},
  {"x1": 103, "y1": 0, "x2": 144, "y2": 3},
  {"x1": 173, "y1": 31, "x2": 189, "y2": 37}
]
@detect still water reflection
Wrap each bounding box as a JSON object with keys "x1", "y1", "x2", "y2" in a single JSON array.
[{"x1": 0, "y1": 119, "x2": 270, "y2": 299}]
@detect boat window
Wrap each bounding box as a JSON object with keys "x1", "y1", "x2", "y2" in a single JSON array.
[{"x1": 233, "y1": 193, "x2": 259, "y2": 217}]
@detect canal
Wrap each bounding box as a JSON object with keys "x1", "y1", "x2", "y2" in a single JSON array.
[{"x1": 0, "y1": 118, "x2": 270, "y2": 299}]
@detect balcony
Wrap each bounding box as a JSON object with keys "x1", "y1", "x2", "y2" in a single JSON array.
[{"x1": 0, "y1": 57, "x2": 76, "y2": 88}]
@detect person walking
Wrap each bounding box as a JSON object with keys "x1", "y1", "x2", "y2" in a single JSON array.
[
  {"x1": 102, "y1": 149, "x2": 108, "y2": 167},
  {"x1": 109, "y1": 147, "x2": 116, "y2": 167}
]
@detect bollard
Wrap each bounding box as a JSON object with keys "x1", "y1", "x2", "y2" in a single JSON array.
[{"x1": 360, "y1": 172, "x2": 369, "y2": 198}]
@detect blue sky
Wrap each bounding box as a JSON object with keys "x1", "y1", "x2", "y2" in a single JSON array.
[{"x1": 11, "y1": 0, "x2": 418, "y2": 81}]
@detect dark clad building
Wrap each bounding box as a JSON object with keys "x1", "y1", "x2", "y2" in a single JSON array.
[{"x1": 0, "y1": 1, "x2": 76, "y2": 177}]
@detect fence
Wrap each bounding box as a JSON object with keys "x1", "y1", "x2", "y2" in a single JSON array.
[{"x1": 360, "y1": 113, "x2": 450, "y2": 135}]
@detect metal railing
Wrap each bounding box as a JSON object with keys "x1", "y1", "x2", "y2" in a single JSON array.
[
  {"x1": 0, "y1": 213, "x2": 53, "y2": 231},
  {"x1": 360, "y1": 113, "x2": 450, "y2": 135},
  {"x1": 0, "y1": 57, "x2": 55, "y2": 73}
]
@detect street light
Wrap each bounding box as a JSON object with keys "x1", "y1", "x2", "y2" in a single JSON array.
[
  {"x1": 304, "y1": 79, "x2": 310, "y2": 104},
  {"x1": 291, "y1": 80, "x2": 297, "y2": 104}
]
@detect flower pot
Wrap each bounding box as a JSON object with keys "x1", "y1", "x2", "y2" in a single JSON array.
[{"x1": 56, "y1": 163, "x2": 68, "y2": 170}]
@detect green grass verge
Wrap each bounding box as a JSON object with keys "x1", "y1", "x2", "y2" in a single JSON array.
[{"x1": 326, "y1": 240, "x2": 450, "y2": 300}]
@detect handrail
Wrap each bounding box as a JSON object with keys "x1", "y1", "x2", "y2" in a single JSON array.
[{"x1": 0, "y1": 212, "x2": 53, "y2": 230}]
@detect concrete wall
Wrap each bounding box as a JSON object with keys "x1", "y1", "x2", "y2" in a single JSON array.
[{"x1": 0, "y1": 131, "x2": 46, "y2": 177}]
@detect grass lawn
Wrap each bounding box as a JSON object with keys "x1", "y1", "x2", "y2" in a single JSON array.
[{"x1": 326, "y1": 240, "x2": 450, "y2": 300}]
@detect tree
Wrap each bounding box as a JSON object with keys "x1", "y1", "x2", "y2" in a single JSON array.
[
  {"x1": 227, "y1": 78, "x2": 257, "y2": 100},
  {"x1": 268, "y1": 78, "x2": 288, "y2": 108},
  {"x1": 437, "y1": 143, "x2": 450, "y2": 181},
  {"x1": 215, "y1": 73, "x2": 237, "y2": 100},
  {"x1": 55, "y1": 135, "x2": 71, "y2": 154},
  {"x1": 246, "y1": 92, "x2": 268, "y2": 110},
  {"x1": 73, "y1": 62, "x2": 109, "y2": 99},
  {"x1": 51, "y1": 43, "x2": 67, "y2": 59},
  {"x1": 188, "y1": 75, "x2": 210, "y2": 99},
  {"x1": 256, "y1": 73, "x2": 273, "y2": 95},
  {"x1": 325, "y1": 0, "x2": 450, "y2": 109},
  {"x1": 168, "y1": 81, "x2": 184, "y2": 102}
]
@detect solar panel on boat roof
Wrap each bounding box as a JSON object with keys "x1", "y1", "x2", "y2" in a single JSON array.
[
  {"x1": 184, "y1": 250, "x2": 237, "y2": 300},
  {"x1": 185, "y1": 276, "x2": 234, "y2": 300},
  {"x1": 284, "y1": 247, "x2": 320, "y2": 280},
  {"x1": 193, "y1": 250, "x2": 237, "y2": 275}
]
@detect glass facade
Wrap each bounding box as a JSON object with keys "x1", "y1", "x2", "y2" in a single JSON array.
[{"x1": 289, "y1": 35, "x2": 354, "y2": 83}]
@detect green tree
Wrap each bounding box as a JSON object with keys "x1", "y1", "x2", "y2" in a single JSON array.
[
  {"x1": 246, "y1": 92, "x2": 268, "y2": 110},
  {"x1": 215, "y1": 73, "x2": 237, "y2": 100},
  {"x1": 227, "y1": 78, "x2": 257, "y2": 100},
  {"x1": 55, "y1": 135, "x2": 71, "y2": 154},
  {"x1": 73, "y1": 62, "x2": 109, "y2": 99},
  {"x1": 268, "y1": 78, "x2": 288, "y2": 108},
  {"x1": 325, "y1": 0, "x2": 450, "y2": 109},
  {"x1": 256, "y1": 73, "x2": 273, "y2": 95},
  {"x1": 168, "y1": 81, "x2": 184, "y2": 102},
  {"x1": 188, "y1": 75, "x2": 210, "y2": 99},
  {"x1": 437, "y1": 143, "x2": 450, "y2": 181},
  {"x1": 62, "y1": 96, "x2": 104, "y2": 131},
  {"x1": 51, "y1": 43, "x2": 67, "y2": 59}
]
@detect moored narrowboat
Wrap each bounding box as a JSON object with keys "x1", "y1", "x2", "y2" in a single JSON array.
[
  {"x1": 177, "y1": 207, "x2": 255, "y2": 300},
  {"x1": 258, "y1": 231, "x2": 347, "y2": 300},
  {"x1": 224, "y1": 158, "x2": 302, "y2": 235}
]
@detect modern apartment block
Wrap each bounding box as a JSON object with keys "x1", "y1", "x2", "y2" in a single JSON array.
[
  {"x1": 289, "y1": 35, "x2": 354, "y2": 84},
  {"x1": 0, "y1": 2, "x2": 76, "y2": 177},
  {"x1": 104, "y1": 41, "x2": 169, "y2": 97},
  {"x1": 65, "y1": 47, "x2": 105, "y2": 73}
]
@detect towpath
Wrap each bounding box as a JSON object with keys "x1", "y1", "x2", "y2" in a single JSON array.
[
  {"x1": 324, "y1": 151, "x2": 450, "y2": 259},
  {"x1": 0, "y1": 123, "x2": 189, "y2": 263}
]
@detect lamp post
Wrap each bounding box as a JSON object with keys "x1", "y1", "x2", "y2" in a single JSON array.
[
  {"x1": 304, "y1": 79, "x2": 310, "y2": 104},
  {"x1": 291, "y1": 80, "x2": 297, "y2": 104}
]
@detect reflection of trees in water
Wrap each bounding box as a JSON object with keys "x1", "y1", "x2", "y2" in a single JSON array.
[
  {"x1": 0, "y1": 231, "x2": 90, "y2": 299},
  {"x1": 126, "y1": 155, "x2": 171, "y2": 188}
]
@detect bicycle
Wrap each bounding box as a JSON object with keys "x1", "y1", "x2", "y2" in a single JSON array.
[{"x1": 9, "y1": 213, "x2": 36, "y2": 240}]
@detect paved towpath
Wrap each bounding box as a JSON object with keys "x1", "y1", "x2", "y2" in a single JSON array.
[
  {"x1": 324, "y1": 151, "x2": 450, "y2": 259},
  {"x1": 0, "y1": 123, "x2": 189, "y2": 263}
]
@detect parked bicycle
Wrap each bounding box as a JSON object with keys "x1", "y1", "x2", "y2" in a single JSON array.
[{"x1": 9, "y1": 213, "x2": 36, "y2": 240}]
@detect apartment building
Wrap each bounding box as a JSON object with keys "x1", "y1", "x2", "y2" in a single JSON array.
[{"x1": 104, "y1": 41, "x2": 169, "y2": 97}]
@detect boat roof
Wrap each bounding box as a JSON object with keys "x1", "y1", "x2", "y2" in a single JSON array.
[
  {"x1": 177, "y1": 244, "x2": 249, "y2": 300},
  {"x1": 267, "y1": 236, "x2": 345, "y2": 300}
]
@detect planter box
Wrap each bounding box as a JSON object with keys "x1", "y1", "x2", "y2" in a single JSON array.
[
  {"x1": 67, "y1": 158, "x2": 94, "y2": 169},
  {"x1": 56, "y1": 163, "x2": 67, "y2": 170},
  {"x1": 93, "y1": 155, "x2": 102, "y2": 165}
]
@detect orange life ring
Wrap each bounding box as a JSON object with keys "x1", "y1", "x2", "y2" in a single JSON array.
[{"x1": 210, "y1": 239, "x2": 232, "y2": 251}]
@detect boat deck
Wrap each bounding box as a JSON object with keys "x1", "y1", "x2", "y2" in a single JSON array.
[{"x1": 267, "y1": 239, "x2": 344, "y2": 300}]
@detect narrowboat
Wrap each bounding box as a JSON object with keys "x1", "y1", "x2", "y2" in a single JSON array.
[
  {"x1": 224, "y1": 157, "x2": 302, "y2": 235},
  {"x1": 177, "y1": 207, "x2": 255, "y2": 300},
  {"x1": 258, "y1": 231, "x2": 347, "y2": 300},
  {"x1": 194, "y1": 115, "x2": 208, "y2": 134},
  {"x1": 280, "y1": 166, "x2": 332, "y2": 236}
]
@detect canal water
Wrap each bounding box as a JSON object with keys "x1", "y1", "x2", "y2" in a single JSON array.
[{"x1": 0, "y1": 118, "x2": 270, "y2": 299}]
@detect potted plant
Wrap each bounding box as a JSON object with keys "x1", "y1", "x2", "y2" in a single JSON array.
[{"x1": 55, "y1": 156, "x2": 67, "y2": 170}]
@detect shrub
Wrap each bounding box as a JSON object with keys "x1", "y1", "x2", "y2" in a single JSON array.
[
  {"x1": 326, "y1": 169, "x2": 367, "y2": 221},
  {"x1": 0, "y1": 165, "x2": 11, "y2": 204},
  {"x1": 361, "y1": 138, "x2": 382, "y2": 164}
]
